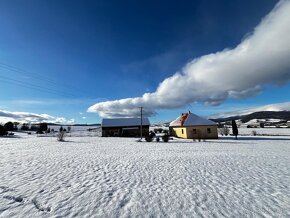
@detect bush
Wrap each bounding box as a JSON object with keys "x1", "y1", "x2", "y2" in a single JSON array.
[
  {"x1": 21, "y1": 124, "x2": 29, "y2": 131},
  {"x1": 156, "y1": 137, "x2": 160, "y2": 142},
  {"x1": 57, "y1": 131, "x2": 66, "y2": 141},
  {"x1": 4, "y1": 122, "x2": 14, "y2": 131},
  {"x1": 219, "y1": 126, "x2": 230, "y2": 136},
  {"x1": 0, "y1": 125, "x2": 8, "y2": 136},
  {"x1": 145, "y1": 136, "x2": 153, "y2": 142},
  {"x1": 36, "y1": 130, "x2": 44, "y2": 134},
  {"x1": 162, "y1": 134, "x2": 169, "y2": 142},
  {"x1": 145, "y1": 131, "x2": 155, "y2": 142}
]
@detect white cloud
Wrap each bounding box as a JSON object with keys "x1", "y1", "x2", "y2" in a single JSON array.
[
  {"x1": 66, "y1": 119, "x2": 75, "y2": 124},
  {"x1": 82, "y1": 117, "x2": 87, "y2": 119},
  {"x1": 0, "y1": 109, "x2": 72, "y2": 124},
  {"x1": 88, "y1": 1, "x2": 290, "y2": 118}
]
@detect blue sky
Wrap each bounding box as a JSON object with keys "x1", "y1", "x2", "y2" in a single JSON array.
[{"x1": 1, "y1": 0, "x2": 290, "y2": 124}]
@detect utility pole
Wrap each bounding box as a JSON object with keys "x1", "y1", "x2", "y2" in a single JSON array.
[{"x1": 140, "y1": 107, "x2": 143, "y2": 141}]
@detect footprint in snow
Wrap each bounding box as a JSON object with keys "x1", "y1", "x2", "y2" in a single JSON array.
[
  {"x1": 32, "y1": 198, "x2": 51, "y2": 213},
  {"x1": 3, "y1": 195, "x2": 24, "y2": 203}
]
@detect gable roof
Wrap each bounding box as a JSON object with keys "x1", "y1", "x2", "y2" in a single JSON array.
[
  {"x1": 102, "y1": 118, "x2": 150, "y2": 127},
  {"x1": 169, "y1": 112, "x2": 217, "y2": 127}
]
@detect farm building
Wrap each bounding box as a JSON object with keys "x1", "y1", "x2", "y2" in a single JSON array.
[
  {"x1": 102, "y1": 118, "x2": 150, "y2": 137},
  {"x1": 169, "y1": 112, "x2": 218, "y2": 139}
]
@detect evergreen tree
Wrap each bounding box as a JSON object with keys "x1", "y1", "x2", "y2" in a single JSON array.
[
  {"x1": 0, "y1": 125, "x2": 8, "y2": 136},
  {"x1": 39, "y1": 123, "x2": 48, "y2": 132},
  {"x1": 4, "y1": 122, "x2": 14, "y2": 131},
  {"x1": 232, "y1": 120, "x2": 238, "y2": 140}
]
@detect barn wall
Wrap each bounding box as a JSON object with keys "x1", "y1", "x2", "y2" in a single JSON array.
[{"x1": 102, "y1": 126, "x2": 149, "y2": 137}]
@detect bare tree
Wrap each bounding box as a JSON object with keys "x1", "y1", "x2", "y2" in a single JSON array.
[{"x1": 57, "y1": 131, "x2": 66, "y2": 142}]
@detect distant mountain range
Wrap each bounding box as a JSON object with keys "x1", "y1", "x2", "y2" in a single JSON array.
[
  {"x1": 46, "y1": 123, "x2": 101, "y2": 126},
  {"x1": 209, "y1": 111, "x2": 290, "y2": 123},
  {"x1": 208, "y1": 102, "x2": 290, "y2": 123}
]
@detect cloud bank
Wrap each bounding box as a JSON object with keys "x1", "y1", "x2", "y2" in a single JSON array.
[
  {"x1": 88, "y1": 1, "x2": 290, "y2": 118},
  {"x1": 0, "y1": 110, "x2": 73, "y2": 124}
]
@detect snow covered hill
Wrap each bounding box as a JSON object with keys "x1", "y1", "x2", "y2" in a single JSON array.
[
  {"x1": 210, "y1": 102, "x2": 290, "y2": 120},
  {"x1": 209, "y1": 102, "x2": 290, "y2": 124}
]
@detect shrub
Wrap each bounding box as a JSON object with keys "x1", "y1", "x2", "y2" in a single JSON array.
[
  {"x1": 156, "y1": 137, "x2": 160, "y2": 142},
  {"x1": 145, "y1": 136, "x2": 153, "y2": 142},
  {"x1": 57, "y1": 131, "x2": 66, "y2": 141},
  {"x1": 221, "y1": 126, "x2": 230, "y2": 136},
  {"x1": 162, "y1": 134, "x2": 169, "y2": 142},
  {"x1": 219, "y1": 126, "x2": 230, "y2": 136},
  {"x1": 0, "y1": 125, "x2": 8, "y2": 136},
  {"x1": 36, "y1": 130, "x2": 44, "y2": 134},
  {"x1": 149, "y1": 131, "x2": 156, "y2": 138},
  {"x1": 21, "y1": 124, "x2": 29, "y2": 131},
  {"x1": 218, "y1": 128, "x2": 224, "y2": 136}
]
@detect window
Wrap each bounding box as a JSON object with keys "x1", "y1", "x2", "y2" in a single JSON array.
[
  {"x1": 193, "y1": 129, "x2": 197, "y2": 134},
  {"x1": 207, "y1": 128, "x2": 211, "y2": 134},
  {"x1": 181, "y1": 129, "x2": 184, "y2": 134}
]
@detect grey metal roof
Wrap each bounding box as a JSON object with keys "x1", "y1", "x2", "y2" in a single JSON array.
[
  {"x1": 170, "y1": 113, "x2": 217, "y2": 127},
  {"x1": 102, "y1": 118, "x2": 150, "y2": 127}
]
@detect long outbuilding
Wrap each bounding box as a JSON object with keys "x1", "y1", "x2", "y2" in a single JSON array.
[{"x1": 102, "y1": 118, "x2": 150, "y2": 137}]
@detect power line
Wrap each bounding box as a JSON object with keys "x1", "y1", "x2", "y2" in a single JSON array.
[
  {"x1": 0, "y1": 62, "x2": 91, "y2": 96},
  {"x1": 0, "y1": 75, "x2": 77, "y2": 98}
]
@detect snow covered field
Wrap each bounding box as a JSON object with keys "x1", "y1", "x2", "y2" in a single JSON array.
[
  {"x1": 239, "y1": 127, "x2": 290, "y2": 136},
  {"x1": 0, "y1": 134, "x2": 289, "y2": 217}
]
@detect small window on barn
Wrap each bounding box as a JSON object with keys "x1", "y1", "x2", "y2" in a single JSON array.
[
  {"x1": 181, "y1": 129, "x2": 184, "y2": 134},
  {"x1": 193, "y1": 129, "x2": 197, "y2": 134},
  {"x1": 207, "y1": 128, "x2": 211, "y2": 134}
]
